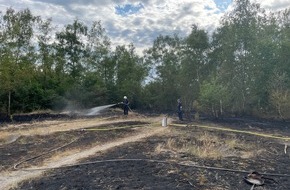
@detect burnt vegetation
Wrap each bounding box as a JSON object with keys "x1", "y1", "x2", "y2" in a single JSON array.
[{"x1": 2, "y1": 116, "x2": 289, "y2": 190}]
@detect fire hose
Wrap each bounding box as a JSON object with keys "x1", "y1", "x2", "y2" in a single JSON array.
[
  {"x1": 118, "y1": 102, "x2": 133, "y2": 112},
  {"x1": 16, "y1": 156, "x2": 290, "y2": 190},
  {"x1": 13, "y1": 123, "x2": 153, "y2": 169},
  {"x1": 170, "y1": 123, "x2": 290, "y2": 141},
  {"x1": 11, "y1": 122, "x2": 290, "y2": 189},
  {"x1": 14, "y1": 138, "x2": 78, "y2": 169},
  {"x1": 16, "y1": 158, "x2": 290, "y2": 177}
]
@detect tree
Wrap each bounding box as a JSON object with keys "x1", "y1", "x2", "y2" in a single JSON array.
[
  {"x1": 199, "y1": 78, "x2": 230, "y2": 118},
  {"x1": 211, "y1": 0, "x2": 269, "y2": 115},
  {"x1": 84, "y1": 21, "x2": 113, "y2": 105},
  {"x1": 0, "y1": 8, "x2": 39, "y2": 115},
  {"x1": 54, "y1": 20, "x2": 89, "y2": 109},
  {"x1": 113, "y1": 44, "x2": 147, "y2": 108},
  {"x1": 143, "y1": 35, "x2": 181, "y2": 111},
  {"x1": 179, "y1": 25, "x2": 210, "y2": 112},
  {"x1": 34, "y1": 18, "x2": 61, "y2": 109},
  {"x1": 268, "y1": 71, "x2": 290, "y2": 120},
  {"x1": 55, "y1": 20, "x2": 88, "y2": 80}
]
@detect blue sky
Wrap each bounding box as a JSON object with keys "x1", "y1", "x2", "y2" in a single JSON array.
[
  {"x1": 115, "y1": 3, "x2": 144, "y2": 16},
  {"x1": 215, "y1": 0, "x2": 232, "y2": 11},
  {"x1": 0, "y1": 0, "x2": 289, "y2": 54}
]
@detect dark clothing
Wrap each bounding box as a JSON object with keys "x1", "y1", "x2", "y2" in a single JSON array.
[
  {"x1": 123, "y1": 99, "x2": 129, "y2": 115},
  {"x1": 177, "y1": 102, "x2": 183, "y2": 121}
]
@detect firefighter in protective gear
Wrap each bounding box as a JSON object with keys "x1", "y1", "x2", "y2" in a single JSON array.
[
  {"x1": 177, "y1": 98, "x2": 183, "y2": 121},
  {"x1": 123, "y1": 96, "x2": 129, "y2": 115}
]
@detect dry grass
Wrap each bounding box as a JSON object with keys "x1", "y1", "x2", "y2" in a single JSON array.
[
  {"x1": 197, "y1": 172, "x2": 208, "y2": 185},
  {"x1": 0, "y1": 115, "x2": 159, "y2": 143},
  {"x1": 155, "y1": 143, "x2": 164, "y2": 154},
  {"x1": 1, "y1": 125, "x2": 166, "y2": 188},
  {"x1": 156, "y1": 131, "x2": 259, "y2": 159},
  {"x1": 0, "y1": 133, "x2": 21, "y2": 145}
]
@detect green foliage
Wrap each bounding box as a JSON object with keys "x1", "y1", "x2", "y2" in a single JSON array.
[
  {"x1": 55, "y1": 20, "x2": 88, "y2": 79},
  {"x1": 0, "y1": 8, "x2": 39, "y2": 115},
  {"x1": 1, "y1": 4, "x2": 290, "y2": 120},
  {"x1": 199, "y1": 79, "x2": 230, "y2": 118},
  {"x1": 143, "y1": 35, "x2": 181, "y2": 111},
  {"x1": 179, "y1": 25, "x2": 210, "y2": 111},
  {"x1": 268, "y1": 71, "x2": 290, "y2": 119},
  {"x1": 114, "y1": 44, "x2": 147, "y2": 108}
]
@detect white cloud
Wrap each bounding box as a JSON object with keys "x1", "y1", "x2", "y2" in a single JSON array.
[
  {"x1": 253, "y1": 0, "x2": 290, "y2": 10},
  {"x1": 0, "y1": 0, "x2": 290, "y2": 54}
]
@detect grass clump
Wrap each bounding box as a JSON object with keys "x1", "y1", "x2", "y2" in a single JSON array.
[{"x1": 156, "y1": 131, "x2": 258, "y2": 159}]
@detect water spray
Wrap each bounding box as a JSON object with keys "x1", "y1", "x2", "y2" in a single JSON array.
[{"x1": 85, "y1": 104, "x2": 117, "y2": 116}]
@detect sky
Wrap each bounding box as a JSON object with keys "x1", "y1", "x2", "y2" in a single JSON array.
[{"x1": 0, "y1": 0, "x2": 290, "y2": 54}]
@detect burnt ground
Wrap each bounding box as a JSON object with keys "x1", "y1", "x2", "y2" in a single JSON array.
[
  {"x1": 0, "y1": 120, "x2": 147, "y2": 171},
  {"x1": 1, "y1": 115, "x2": 290, "y2": 190}
]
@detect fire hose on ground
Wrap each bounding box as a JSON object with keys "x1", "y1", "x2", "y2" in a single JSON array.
[
  {"x1": 11, "y1": 121, "x2": 290, "y2": 189},
  {"x1": 14, "y1": 158, "x2": 290, "y2": 189},
  {"x1": 13, "y1": 123, "x2": 154, "y2": 169}
]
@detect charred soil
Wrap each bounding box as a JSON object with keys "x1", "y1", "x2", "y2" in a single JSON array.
[{"x1": 1, "y1": 113, "x2": 290, "y2": 190}]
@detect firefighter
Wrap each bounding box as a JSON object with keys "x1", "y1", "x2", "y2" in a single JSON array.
[
  {"x1": 177, "y1": 98, "x2": 183, "y2": 121},
  {"x1": 123, "y1": 96, "x2": 129, "y2": 115}
]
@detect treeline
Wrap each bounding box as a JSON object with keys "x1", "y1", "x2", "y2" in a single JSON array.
[{"x1": 1, "y1": 0, "x2": 290, "y2": 119}]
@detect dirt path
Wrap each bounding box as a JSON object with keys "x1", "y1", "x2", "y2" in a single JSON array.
[{"x1": 0, "y1": 125, "x2": 166, "y2": 190}]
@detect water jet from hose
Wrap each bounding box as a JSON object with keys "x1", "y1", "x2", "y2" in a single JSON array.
[{"x1": 85, "y1": 104, "x2": 117, "y2": 116}]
